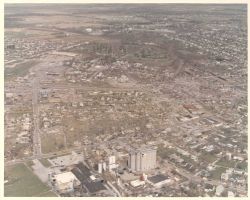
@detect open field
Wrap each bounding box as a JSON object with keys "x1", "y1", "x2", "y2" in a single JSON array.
[
  {"x1": 41, "y1": 133, "x2": 66, "y2": 154},
  {"x1": 4, "y1": 163, "x2": 53, "y2": 197},
  {"x1": 5, "y1": 60, "x2": 39, "y2": 80}
]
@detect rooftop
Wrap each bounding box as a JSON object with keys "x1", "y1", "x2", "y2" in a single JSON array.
[
  {"x1": 54, "y1": 171, "x2": 78, "y2": 184},
  {"x1": 147, "y1": 174, "x2": 169, "y2": 184},
  {"x1": 83, "y1": 180, "x2": 106, "y2": 194}
]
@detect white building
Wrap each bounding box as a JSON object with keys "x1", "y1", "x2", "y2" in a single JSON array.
[
  {"x1": 109, "y1": 156, "x2": 116, "y2": 165},
  {"x1": 98, "y1": 163, "x2": 103, "y2": 173},
  {"x1": 128, "y1": 147, "x2": 157, "y2": 172},
  {"x1": 108, "y1": 155, "x2": 117, "y2": 171},
  {"x1": 103, "y1": 162, "x2": 107, "y2": 171},
  {"x1": 53, "y1": 172, "x2": 81, "y2": 193},
  {"x1": 130, "y1": 179, "x2": 145, "y2": 187}
]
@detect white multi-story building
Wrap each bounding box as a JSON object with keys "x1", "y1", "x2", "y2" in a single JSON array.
[{"x1": 128, "y1": 147, "x2": 157, "y2": 172}]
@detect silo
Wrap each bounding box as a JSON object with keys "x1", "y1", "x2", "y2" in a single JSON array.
[
  {"x1": 103, "y1": 162, "x2": 107, "y2": 171},
  {"x1": 98, "y1": 163, "x2": 103, "y2": 173}
]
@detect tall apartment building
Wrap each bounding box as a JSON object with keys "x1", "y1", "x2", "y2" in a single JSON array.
[{"x1": 128, "y1": 147, "x2": 157, "y2": 172}]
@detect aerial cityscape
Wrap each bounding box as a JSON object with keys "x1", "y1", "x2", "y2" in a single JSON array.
[{"x1": 4, "y1": 4, "x2": 248, "y2": 197}]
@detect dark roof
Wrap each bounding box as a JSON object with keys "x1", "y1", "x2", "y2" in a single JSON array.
[
  {"x1": 77, "y1": 162, "x2": 91, "y2": 177},
  {"x1": 71, "y1": 162, "x2": 106, "y2": 194},
  {"x1": 71, "y1": 168, "x2": 85, "y2": 183},
  {"x1": 71, "y1": 162, "x2": 91, "y2": 183},
  {"x1": 148, "y1": 174, "x2": 169, "y2": 184},
  {"x1": 83, "y1": 180, "x2": 106, "y2": 194}
]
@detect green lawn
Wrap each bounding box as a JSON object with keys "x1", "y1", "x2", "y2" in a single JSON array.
[{"x1": 4, "y1": 163, "x2": 51, "y2": 197}]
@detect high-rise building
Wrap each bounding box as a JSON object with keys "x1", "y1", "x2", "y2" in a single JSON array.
[{"x1": 128, "y1": 147, "x2": 157, "y2": 172}]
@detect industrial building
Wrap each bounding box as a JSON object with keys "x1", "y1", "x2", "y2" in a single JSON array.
[
  {"x1": 52, "y1": 171, "x2": 81, "y2": 193},
  {"x1": 130, "y1": 179, "x2": 145, "y2": 187},
  {"x1": 71, "y1": 162, "x2": 108, "y2": 195},
  {"x1": 108, "y1": 155, "x2": 117, "y2": 171},
  {"x1": 128, "y1": 147, "x2": 157, "y2": 172},
  {"x1": 147, "y1": 174, "x2": 171, "y2": 188}
]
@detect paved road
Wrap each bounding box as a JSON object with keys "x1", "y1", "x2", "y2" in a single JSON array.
[
  {"x1": 40, "y1": 83, "x2": 143, "y2": 92},
  {"x1": 32, "y1": 78, "x2": 42, "y2": 156},
  {"x1": 5, "y1": 140, "x2": 110, "y2": 167}
]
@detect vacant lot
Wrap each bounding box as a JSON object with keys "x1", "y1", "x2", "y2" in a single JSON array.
[
  {"x1": 4, "y1": 163, "x2": 55, "y2": 197},
  {"x1": 41, "y1": 133, "x2": 65, "y2": 154},
  {"x1": 5, "y1": 60, "x2": 39, "y2": 79}
]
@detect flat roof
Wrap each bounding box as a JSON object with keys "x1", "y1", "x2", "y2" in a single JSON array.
[
  {"x1": 71, "y1": 162, "x2": 91, "y2": 183},
  {"x1": 148, "y1": 174, "x2": 169, "y2": 184},
  {"x1": 130, "y1": 146, "x2": 157, "y2": 154},
  {"x1": 77, "y1": 162, "x2": 91, "y2": 176},
  {"x1": 54, "y1": 171, "x2": 77, "y2": 183},
  {"x1": 83, "y1": 180, "x2": 106, "y2": 194}
]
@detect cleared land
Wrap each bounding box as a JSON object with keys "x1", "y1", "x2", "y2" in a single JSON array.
[
  {"x1": 4, "y1": 163, "x2": 55, "y2": 197},
  {"x1": 5, "y1": 60, "x2": 39, "y2": 80}
]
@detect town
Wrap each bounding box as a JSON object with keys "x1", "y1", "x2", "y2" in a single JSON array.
[{"x1": 4, "y1": 4, "x2": 248, "y2": 197}]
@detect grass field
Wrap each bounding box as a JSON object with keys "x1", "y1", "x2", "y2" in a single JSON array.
[{"x1": 4, "y1": 163, "x2": 55, "y2": 197}]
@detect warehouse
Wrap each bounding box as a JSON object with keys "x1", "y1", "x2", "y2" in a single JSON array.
[
  {"x1": 147, "y1": 174, "x2": 171, "y2": 188},
  {"x1": 52, "y1": 171, "x2": 81, "y2": 193}
]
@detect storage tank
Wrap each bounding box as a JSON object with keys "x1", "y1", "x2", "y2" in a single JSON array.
[
  {"x1": 109, "y1": 156, "x2": 116, "y2": 165},
  {"x1": 98, "y1": 163, "x2": 103, "y2": 173},
  {"x1": 103, "y1": 162, "x2": 107, "y2": 171}
]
